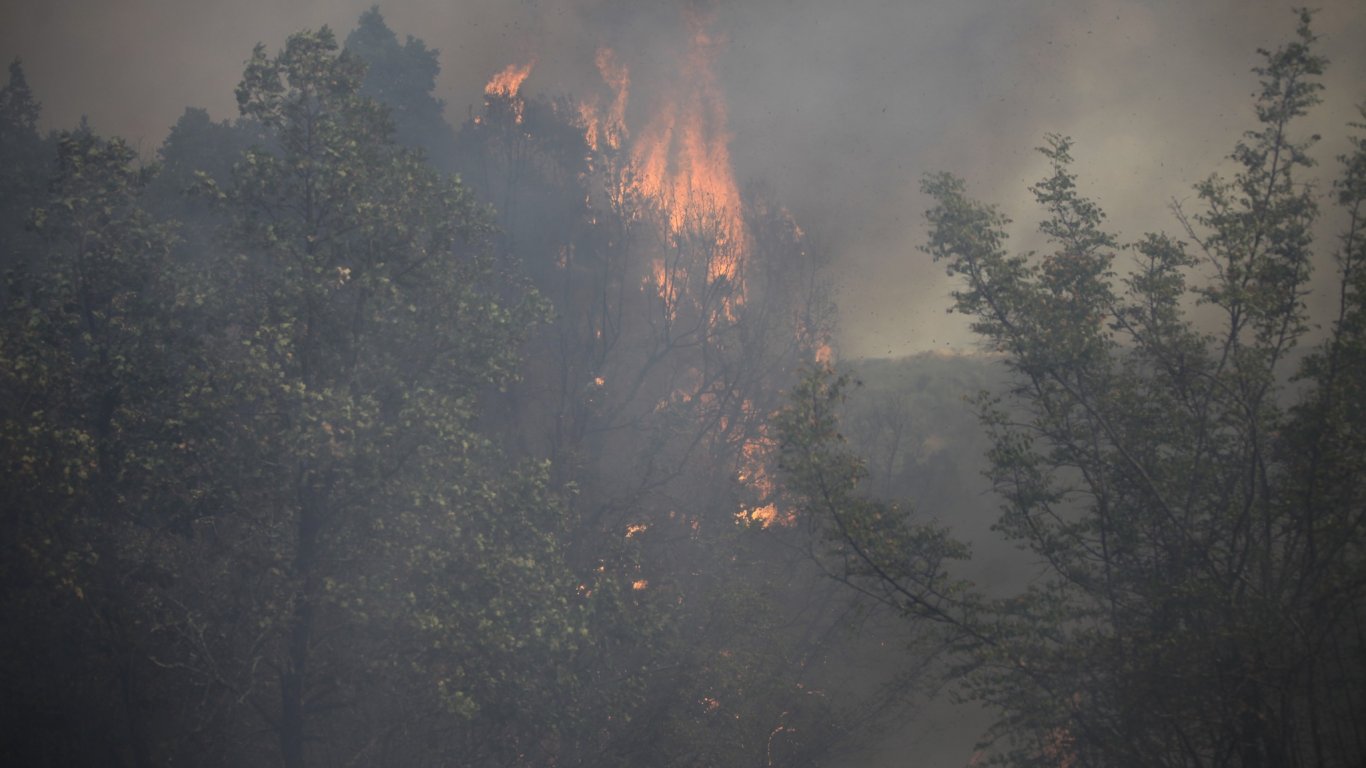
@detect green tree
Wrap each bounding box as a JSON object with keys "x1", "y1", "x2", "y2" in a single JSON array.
[
  {"x1": 147, "y1": 107, "x2": 255, "y2": 206},
  {"x1": 207, "y1": 27, "x2": 572, "y2": 766},
  {"x1": 781, "y1": 11, "x2": 1366, "y2": 767},
  {"x1": 1, "y1": 27, "x2": 579, "y2": 767},
  {"x1": 0, "y1": 59, "x2": 53, "y2": 280},
  {"x1": 344, "y1": 6, "x2": 456, "y2": 168},
  {"x1": 0, "y1": 129, "x2": 187, "y2": 767}
]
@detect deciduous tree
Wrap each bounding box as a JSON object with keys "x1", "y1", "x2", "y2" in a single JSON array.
[{"x1": 780, "y1": 12, "x2": 1366, "y2": 766}]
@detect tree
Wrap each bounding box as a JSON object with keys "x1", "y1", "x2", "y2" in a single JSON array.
[
  {"x1": 204, "y1": 27, "x2": 575, "y2": 767},
  {"x1": 780, "y1": 11, "x2": 1366, "y2": 766},
  {"x1": 0, "y1": 128, "x2": 187, "y2": 767},
  {"x1": 344, "y1": 6, "x2": 456, "y2": 168},
  {"x1": 1, "y1": 27, "x2": 582, "y2": 767},
  {"x1": 451, "y1": 58, "x2": 880, "y2": 767},
  {"x1": 0, "y1": 59, "x2": 53, "y2": 279}
]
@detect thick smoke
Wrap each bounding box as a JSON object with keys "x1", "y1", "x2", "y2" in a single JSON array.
[{"x1": 2, "y1": 0, "x2": 1363, "y2": 356}]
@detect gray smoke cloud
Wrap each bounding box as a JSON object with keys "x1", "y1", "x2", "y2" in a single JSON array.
[{"x1": 2, "y1": 0, "x2": 1363, "y2": 357}]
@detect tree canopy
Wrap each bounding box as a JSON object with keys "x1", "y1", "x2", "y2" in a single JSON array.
[{"x1": 780, "y1": 11, "x2": 1366, "y2": 766}]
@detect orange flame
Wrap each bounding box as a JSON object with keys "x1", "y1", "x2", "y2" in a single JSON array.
[
  {"x1": 626, "y1": 10, "x2": 746, "y2": 285},
  {"x1": 580, "y1": 48, "x2": 630, "y2": 154},
  {"x1": 735, "y1": 413, "x2": 794, "y2": 528},
  {"x1": 484, "y1": 61, "x2": 534, "y2": 125},
  {"x1": 596, "y1": 47, "x2": 629, "y2": 151},
  {"x1": 580, "y1": 99, "x2": 601, "y2": 153},
  {"x1": 484, "y1": 61, "x2": 534, "y2": 98}
]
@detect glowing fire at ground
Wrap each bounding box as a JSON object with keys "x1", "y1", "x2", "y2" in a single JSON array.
[{"x1": 736, "y1": 425, "x2": 793, "y2": 529}]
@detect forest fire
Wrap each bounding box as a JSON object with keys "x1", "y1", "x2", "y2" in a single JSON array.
[
  {"x1": 736, "y1": 424, "x2": 792, "y2": 529},
  {"x1": 626, "y1": 11, "x2": 746, "y2": 282},
  {"x1": 483, "y1": 61, "x2": 534, "y2": 123},
  {"x1": 479, "y1": 9, "x2": 793, "y2": 532},
  {"x1": 581, "y1": 47, "x2": 629, "y2": 153},
  {"x1": 484, "y1": 61, "x2": 534, "y2": 99},
  {"x1": 566, "y1": 8, "x2": 747, "y2": 290},
  {"x1": 11, "y1": 6, "x2": 1365, "y2": 767}
]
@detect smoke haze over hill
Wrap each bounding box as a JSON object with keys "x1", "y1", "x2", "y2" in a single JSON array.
[{"x1": 4, "y1": 0, "x2": 1364, "y2": 356}]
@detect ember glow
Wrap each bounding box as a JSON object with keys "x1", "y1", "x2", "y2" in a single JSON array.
[{"x1": 736, "y1": 414, "x2": 793, "y2": 529}]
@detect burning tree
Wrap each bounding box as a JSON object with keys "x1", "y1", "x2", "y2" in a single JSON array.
[
  {"x1": 448, "y1": 17, "x2": 878, "y2": 765},
  {"x1": 0, "y1": 8, "x2": 919, "y2": 767}
]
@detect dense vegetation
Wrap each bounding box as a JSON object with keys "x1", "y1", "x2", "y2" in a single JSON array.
[
  {"x1": 780, "y1": 11, "x2": 1366, "y2": 767},
  {"x1": 1, "y1": 7, "x2": 1362, "y2": 768},
  {"x1": 0, "y1": 14, "x2": 873, "y2": 767}
]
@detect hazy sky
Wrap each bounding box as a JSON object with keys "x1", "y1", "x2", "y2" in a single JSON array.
[{"x1": 2, "y1": 0, "x2": 1363, "y2": 357}]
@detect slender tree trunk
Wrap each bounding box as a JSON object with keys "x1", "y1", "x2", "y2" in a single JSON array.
[
  {"x1": 280, "y1": 483, "x2": 321, "y2": 768},
  {"x1": 118, "y1": 649, "x2": 154, "y2": 768}
]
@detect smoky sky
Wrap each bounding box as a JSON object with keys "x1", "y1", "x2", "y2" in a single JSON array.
[{"x1": 3, "y1": 0, "x2": 1363, "y2": 357}]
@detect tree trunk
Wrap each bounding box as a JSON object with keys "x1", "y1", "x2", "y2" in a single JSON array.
[{"x1": 280, "y1": 482, "x2": 321, "y2": 768}]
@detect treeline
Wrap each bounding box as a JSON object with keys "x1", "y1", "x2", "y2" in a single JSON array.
[
  {"x1": 0, "y1": 11, "x2": 911, "y2": 768},
  {"x1": 7, "y1": 6, "x2": 1365, "y2": 768}
]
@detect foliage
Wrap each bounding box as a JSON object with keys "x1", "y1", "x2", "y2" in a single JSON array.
[
  {"x1": 0, "y1": 128, "x2": 189, "y2": 766},
  {"x1": 344, "y1": 6, "x2": 456, "y2": 167},
  {"x1": 0, "y1": 7, "x2": 982, "y2": 766},
  {"x1": 0, "y1": 59, "x2": 52, "y2": 274},
  {"x1": 776, "y1": 365, "x2": 977, "y2": 633},
  {"x1": 779, "y1": 11, "x2": 1366, "y2": 767},
  {"x1": 0, "y1": 23, "x2": 579, "y2": 767},
  {"x1": 452, "y1": 64, "x2": 870, "y2": 766}
]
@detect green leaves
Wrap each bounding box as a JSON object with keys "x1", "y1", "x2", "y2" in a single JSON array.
[
  {"x1": 910, "y1": 12, "x2": 1366, "y2": 766},
  {"x1": 775, "y1": 365, "x2": 972, "y2": 627},
  {"x1": 1, "y1": 25, "x2": 565, "y2": 766}
]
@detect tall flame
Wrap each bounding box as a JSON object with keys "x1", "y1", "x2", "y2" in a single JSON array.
[
  {"x1": 596, "y1": 47, "x2": 629, "y2": 151},
  {"x1": 626, "y1": 10, "x2": 746, "y2": 283},
  {"x1": 484, "y1": 61, "x2": 534, "y2": 99},
  {"x1": 580, "y1": 48, "x2": 629, "y2": 154},
  {"x1": 487, "y1": 8, "x2": 796, "y2": 531},
  {"x1": 484, "y1": 61, "x2": 535, "y2": 125}
]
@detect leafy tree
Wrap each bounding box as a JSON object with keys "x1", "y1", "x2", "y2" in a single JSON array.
[
  {"x1": 0, "y1": 59, "x2": 53, "y2": 279},
  {"x1": 198, "y1": 27, "x2": 572, "y2": 767},
  {"x1": 0, "y1": 129, "x2": 186, "y2": 767},
  {"x1": 781, "y1": 12, "x2": 1366, "y2": 767},
  {"x1": 147, "y1": 107, "x2": 255, "y2": 206},
  {"x1": 0, "y1": 58, "x2": 39, "y2": 140},
  {"x1": 1, "y1": 26, "x2": 580, "y2": 767},
  {"x1": 344, "y1": 6, "x2": 456, "y2": 168}
]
